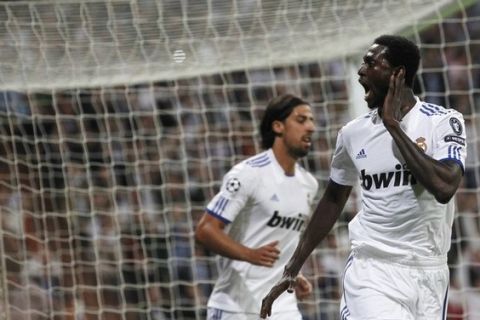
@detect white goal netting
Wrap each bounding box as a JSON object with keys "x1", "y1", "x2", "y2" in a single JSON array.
[{"x1": 0, "y1": 0, "x2": 479, "y2": 319}]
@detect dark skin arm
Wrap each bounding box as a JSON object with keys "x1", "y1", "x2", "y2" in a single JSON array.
[
  {"x1": 195, "y1": 213, "x2": 280, "y2": 267},
  {"x1": 260, "y1": 180, "x2": 352, "y2": 318},
  {"x1": 382, "y1": 68, "x2": 463, "y2": 204}
]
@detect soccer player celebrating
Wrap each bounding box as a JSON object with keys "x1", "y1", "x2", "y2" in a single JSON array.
[
  {"x1": 195, "y1": 94, "x2": 319, "y2": 319},
  {"x1": 260, "y1": 35, "x2": 467, "y2": 319}
]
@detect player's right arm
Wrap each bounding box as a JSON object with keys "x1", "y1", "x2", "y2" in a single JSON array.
[
  {"x1": 260, "y1": 180, "x2": 352, "y2": 318},
  {"x1": 196, "y1": 159, "x2": 281, "y2": 267},
  {"x1": 195, "y1": 213, "x2": 280, "y2": 267},
  {"x1": 284, "y1": 180, "x2": 351, "y2": 276}
]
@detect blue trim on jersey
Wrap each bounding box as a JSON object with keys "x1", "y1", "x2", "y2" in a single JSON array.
[
  {"x1": 427, "y1": 103, "x2": 447, "y2": 114},
  {"x1": 441, "y1": 286, "x2": 448, "y2": 320},
  {"x1": 251, "y1": 160, "x2": 271, "y2": 167},
  {"x1": 419, "y1": 108, "x2": 434, "y2": 116},
  {"x1": 420, "y1": 103, "x2": 447, "y2": 116},
  {"x1": 447, "y1": 145, "x2": 462, "y2": 161},
  {"x1": 248, "y1": 153, "x2": 268, "y2": 164},
  {"x1": 205, "y1": 209, "x2": 231, "y2": 224},
  {"x1": 211, "y1": 196, "x2": 229, "y2": 216},
  {"x1": 439, "y1": 158, "x2": 465, "y2": 174},
  {"x1": 247, "y1": 153, "x2": 271, "y2": 167},
  {"x1": 220, "y1": 197, "x2": 229, "y2": 212},
  {"x1": 341, "y1": 254, "x2": 354, "y2": 319},
  {"x1": 443, "y1": 145, "x2": 464, "y2": 173},
  {"x1": 214, "y1": 308, "x2": 223, "y2": 320},
  {"x1": 420, "y1": 103, "x2": 436, "y2": 115},
  {"x1": 341, "y1": 305, "x2": 350, "y2": 320},
  {"x1": 208, "y1": 308, "x2": 224, "y2": 320},
  {"x1": 248, "y1": 158, "x2": 270, "y2": 167},
  {"x1": 344, "y1": 255, "x2": 354, "y2": 274}
]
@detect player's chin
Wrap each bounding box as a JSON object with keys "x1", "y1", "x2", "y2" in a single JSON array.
[
  {"x1": 365, "y1": 90, "x2": 385, "y2": 109},
  {"x1": 292, "y1": 146, "x2": 310, "y2": 158},
  {"x1": 366, "y1": 95, "x2": 379, "y2": 109}
]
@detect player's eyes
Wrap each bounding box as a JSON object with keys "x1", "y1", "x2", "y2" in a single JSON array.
[
  {"x1": 296, "y1": 117, "x2": 314, "y2": 124},
  {"x1": 363, "y1": 58, "x2": 374, "y2": 67}
]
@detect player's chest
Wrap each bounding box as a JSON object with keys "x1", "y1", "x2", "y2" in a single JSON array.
[
  {"x1": 350, "y1": 123, "x2": 434, "y2": 173},
  {"x1": 252, "y1": 178, "x2": 313, "y2": 218}
]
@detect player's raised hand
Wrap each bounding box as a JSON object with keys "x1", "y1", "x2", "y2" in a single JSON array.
[
  {"x1": 383, "y1": 67, "x2": 405, "y2": 125},
  {"x1": 247, "y1": 240, "x2": 280, "y2": 267},
  {"x1": 260, "y1": 270, "x2": 296, "y2": 318}
]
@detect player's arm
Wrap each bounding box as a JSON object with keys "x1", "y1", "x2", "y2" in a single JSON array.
[
  {"x1": 195, "y1": 213, "x2": 280, "y2": 267},
  {"x1": 382, "y1": 68, "x2": 463, "y2": 204},
  {"x1": 260, "y1": 180, "x2": 352, "y2": 318}
]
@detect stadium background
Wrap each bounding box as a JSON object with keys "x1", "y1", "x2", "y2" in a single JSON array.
[{"x1": 0, "y1": 0, "x2": 478, "y2": 319}]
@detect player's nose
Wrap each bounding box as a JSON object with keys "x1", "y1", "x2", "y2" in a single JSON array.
[{"x1": 306, "y1": 120, "x2": 315, "y2": 132}]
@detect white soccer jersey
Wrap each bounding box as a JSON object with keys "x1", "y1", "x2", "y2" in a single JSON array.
[
  {"x1": 330, "y1": 97, "x2": 467, "y2": 264},
  {"x1": 206, "y1": 149, "x2": 318, "y2": 313}
]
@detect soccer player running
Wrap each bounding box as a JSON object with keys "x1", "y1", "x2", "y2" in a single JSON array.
[
  {"x1": 195, "y1": 94, "x2": 319, "y2": 320},
  {"x1": 260, "y1": 35, "x2": 467, "y2": 320}
]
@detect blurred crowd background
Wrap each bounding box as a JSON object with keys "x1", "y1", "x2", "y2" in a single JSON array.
[{"x1": 0, "y1": 2, "x2": 479, "y2": 320}]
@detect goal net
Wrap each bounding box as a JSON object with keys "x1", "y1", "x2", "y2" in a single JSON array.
[{"x1": 0, "y1": 0, "x2": 478, "y2": 319}]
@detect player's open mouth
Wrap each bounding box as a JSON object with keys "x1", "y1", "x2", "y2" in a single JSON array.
[
  {"x1": 359, "y1": 79, "x2": 373, "y2": 101},
  {"x1": 302, "y1": 136, "x2": 312, "y2": 146}
]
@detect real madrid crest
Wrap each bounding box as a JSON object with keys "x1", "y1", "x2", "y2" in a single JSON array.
[{"x1": 416, "y1": 137, "x2": 427, "y2": 152}]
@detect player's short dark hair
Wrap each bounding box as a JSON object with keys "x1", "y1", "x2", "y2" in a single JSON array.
[
  {"x1": 260, "y1": 94, "x2": 309, "y2": 149},
  {"x1": 374, "y1": 34, "x2": 420, "y2": 87}
]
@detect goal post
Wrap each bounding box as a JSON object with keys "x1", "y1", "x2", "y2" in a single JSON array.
[{"x1": 0, "y1": 1, "x2": 478, "y2": 320}]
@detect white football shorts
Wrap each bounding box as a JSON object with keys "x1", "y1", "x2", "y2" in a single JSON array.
[
  {"x1": 207, "y1": 308, "x2": 302, "y2": 320},
  {"x1": 340, "y1": 251, "x2": 449, "y2": 320}
]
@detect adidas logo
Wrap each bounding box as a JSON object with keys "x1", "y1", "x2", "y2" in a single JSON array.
[
  {"x1": 270, "y1": 194, "x2": 279, "y2": 202},
  {"x1": 356, "y1": 149, "x2": 367, "y2": 159}
]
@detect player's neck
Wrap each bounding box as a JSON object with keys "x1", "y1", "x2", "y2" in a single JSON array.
[
  {"x1": 271, "y1": 145, "x2": 296, "y2": 176},
  {"x1": 398, "y1": 91, "x2": 417, "y2": 118},
  {"x1": 379, "y1": 90, "x2": 416, "y2": 119}
]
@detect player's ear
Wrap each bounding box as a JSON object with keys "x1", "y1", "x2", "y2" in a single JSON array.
[{"x1": 272, "y1": 120, "x2": 284, "y2": 136}]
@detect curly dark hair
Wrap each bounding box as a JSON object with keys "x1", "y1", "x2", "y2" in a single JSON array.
[{"x1": 374, "y1": 35, "x2": 420, "y2": 87}]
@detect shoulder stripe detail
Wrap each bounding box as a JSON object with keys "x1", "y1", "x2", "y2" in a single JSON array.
[
  {"x1": 419, "y1": 108, "x2": 432, "y2": 116},
  {"x1": 248, "y1": 153, "x2": 268, "y2": 164},
  {"x1": 420, "y1": 103, "x2": 447, "y2": 116},
  {"x1": 426, "y1": 103, "x2": 445, "y2": 112},
  {"x1": 247, "y1": 154, "x2": 271, "y2": 167},
  {"x1": 249, "y1": 159, "x2": 270, "y2": 167}
]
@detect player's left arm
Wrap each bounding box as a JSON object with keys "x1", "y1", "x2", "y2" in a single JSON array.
[{"x1": 382, "y1": 68, "x2": 464, "y2": 204}]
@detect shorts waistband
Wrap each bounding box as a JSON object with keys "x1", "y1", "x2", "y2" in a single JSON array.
[{"x1": 352, "y1": 246, "x2": 447, "y2": 268}]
